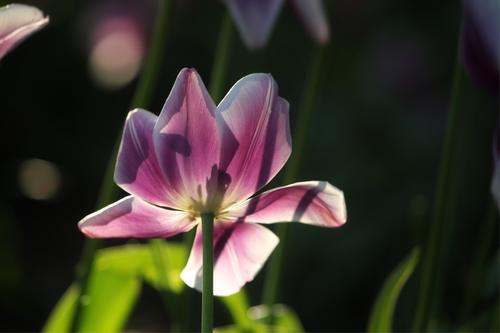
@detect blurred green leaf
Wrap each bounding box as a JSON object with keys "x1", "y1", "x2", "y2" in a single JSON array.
[
  {"x1": 219, "y1": 290, "x2": 253, "y2": 329},
  {"x1": 95, "y1": 242, "x2": 188, "y2": 293},
  {"x1": 44, "y1": 242, "x2": 187, "y2": 332},
  {"x1": 215, "y1": 303, "x2": 304, "y2": 333},
  {"x1": 42, "y1": 284, "x2": 79, "y2": 333},
  {"x1": 368, "y1": 247, "x2": 420, "y2": 333},
  {"x1": 42, "y1": 270, "x2": 140, "y2": 333},
  {"x1": 78, "y1": 270, "x2": 141, "y2": 332}
]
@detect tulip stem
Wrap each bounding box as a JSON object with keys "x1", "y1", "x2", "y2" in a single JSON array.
[
  {"x1": 68, "y1": 1, "x2": 172, "y2": 332},
  {"x1": 201, "y1": 212, "x2": 215, "y2": 333},
  {"x1": 412, "y1": 37, "x2": 464, "y2": 332},
  {"x1": 261, "y1": 45, "x2": 327, "y2": 323},
  {"x1": 209, "y1": 12, "x2": 233, "y2": 103}
]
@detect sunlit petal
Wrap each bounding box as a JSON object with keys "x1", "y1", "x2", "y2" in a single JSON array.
[
  {"x1": 78, "y1": 195, "x2": 197, "y2": 238},
  {"x1": 217, "y1": 73, "x2": 291, "y2": 207},
  {"x1": 115, "y1": 109, "x2": 184, "y2": 208},
  {"x1": 0, "y1": 4, "x2": 48, "y2": 59},
  {"x1": 153, "y1": 68, "x2": 221, "y2": 210},
  {"x1": 180, "y1": 222, "x2": 278, "y2": 296},
  {"x1": 290, "y1": 0, "x2": 330, "y2": 45},
  {"x1": 226, "y1": 181, "x2": 347, "y2": 227},
  {"x1": 224, "y1": 0, "x2": 284, "y2": 49}
]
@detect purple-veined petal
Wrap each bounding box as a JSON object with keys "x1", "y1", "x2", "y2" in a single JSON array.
[
  {"x1": 153, "y1": 68, "x2": 221, "y2": 210},
  {"x1": 115, "y1": 109, "x2": 183, "y2": 208},
  {"x1": 290, "y1": 0, "x2": 330, "y2": 45},
  {"x1": 217, "y1": 73, "x2": 291, "y2": 207},
  {"x1": 224, "y1": 0, "x2": 284, "y2": 49},
  {"x1": 78, "y1": 195, "x2": 197, "y2": 238},
  {"x1": 180, "y1": 222, "x2": 278, "y2": 296},
  {"x1": 226, "y1": 181, "x2": 347, "y2": 227},
  {"x1": 0, "y1": 4, "x2": 49, "y2": 59}
]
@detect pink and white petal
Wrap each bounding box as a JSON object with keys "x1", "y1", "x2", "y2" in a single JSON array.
[
  {"x1": 0, "y1": 4, "x2": 49, "y2": 59},
  {"x1": 226, "y1": 181, "x2": 347, "y2": 227},
  {"x1": 217, "y1": 74, "x2": 291, "y2": 207},
  {"x1": 115, "y1": 109, "x2": 183, "y2": 208},
  {"x1": 224, "y1": 0, "x2": 284, "y2": 49},
  {"x1": 180, "y1": 222, "x2": 279, "y2": 296},
  {"x1": 153, "y1": 68, "x2": 221, "y2": 209},
  {"x1": 78, "y1": 195, "x2": 197, "y2": 238},
  {"x1": 290, "y1": 0, "x2": 330, "y2": 45}
]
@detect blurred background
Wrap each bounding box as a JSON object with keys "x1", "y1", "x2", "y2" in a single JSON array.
[{"x1": 0, "y1": 0, "x2": 498, "y2": 331}]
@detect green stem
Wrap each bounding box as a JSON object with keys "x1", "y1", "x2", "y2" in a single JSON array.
[
  {"x1": 459, "y1": 199, "x2": 499, "y2": 327},
  {"x1": 70, "y1": 1, "x2": 172, "y2": 331},
  {"x1": 208, "y1": 12, "x2": 233, "y2": 103},
  {"x1": 412, "y1": 36, "x2": 464, "y2": 332},
  {"x1": 131, "y1": 0, "x2": 172, "y2": 109},
  {"x1": 180, "y1": 12, "x2": 234, "y2": 332},
  {"x1": 201, "y1": 212, "x2": 215, "y2": 333},
  {"x1": 261, "y1": 45, "x2": 326, "y2": 321}
]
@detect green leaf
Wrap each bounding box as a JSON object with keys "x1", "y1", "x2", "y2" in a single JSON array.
[
  {"x1": 368, "y1": 247, "x2": 421, "y2": 332},
  {"x1": 218, "y1": 290, "x2": 253, "y2": 329},
  {"x1": 42, "y1": 270, "x2": 140, "y2": 333},
  {"x1": 79, "y1": 269, "x2": 141, "y2": 332},
  {"x1": 42, "y1": 284, "x2": 79, "y2": 333},
  {"x1": 95, "y1": 242, "x2": 188, "y2": 293},
  {"x1": 44, "y1": 242, "x2": 188, "y2": 332},
  {"x1": 215, "y1": 303, "x2": 304, "y2": 333}
]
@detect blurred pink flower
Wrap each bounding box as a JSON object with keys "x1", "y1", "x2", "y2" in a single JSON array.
[
  {"x1": 0, "y1": 4, "x2": 48, "y2": 59},
  {"x1": 225, "y1": 0, "x2": 330, "y2": 49},
  {"x1": 78, "y1": 68, "x2": 347, "y2": 296},
  {"x1": 82, "y1": 0, "x2": 157, "y2": 89}
]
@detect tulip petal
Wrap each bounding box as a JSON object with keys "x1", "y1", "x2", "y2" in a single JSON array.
[
  {"x1": 153, "y1": 68, "x2": 221, "y2": 210},
  {"x1": 78, "y1": 195, "x2": 197, "y2": 238},
  {"x1": 0, "y1": 4, "x2": 49, "y2": 59},
  {"x1": 290, "y1": 0, "x2": 330, "y2": 45},
  {"x1": 217, "y1": 74, "x2": 291, "y2": 207},
  {"x1": 180, "y1": 222, "x2": 278, "y2": 296},
  {"x1": 115, "y1": 109, "x2": 183, "y2": 208},
  {"x1": 224, "y1": 0, "x2": 284, "y2": 49},
  {"x1": 226, "y1": 181, "x2": 347, "y2": 227}
]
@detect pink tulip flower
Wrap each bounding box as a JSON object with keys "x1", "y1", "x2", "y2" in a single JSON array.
[
  {"x1": 225, "y1": 0, "x2": 330, "y2": 49},
  {"x1": 79, "y1": 68, "x2": 346, "y2": 296},
  {"x1": 0, "y1": 4, "x2": 49, "y2": 59}
]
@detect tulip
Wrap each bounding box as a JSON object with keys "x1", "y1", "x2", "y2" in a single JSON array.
[
  {"x1": 0, "y1": 4, "x2": 48, "y2": 59},
  {"x1": 79, "y1": 68, "x2": 346, "y2": 296},
  {"x1": 225, "y1": 0, "x2": 330, "y2": 49}
]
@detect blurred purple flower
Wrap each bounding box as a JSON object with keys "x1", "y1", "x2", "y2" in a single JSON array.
[
  {"x1": 461, "y1": 0, "x2": 499, "y2": 95},
  {"x1": 0, "y1": 4, "x2": 48, "y2": 59},
  {"x1": 225, "y1": 0, "x2": 330, "y2": 49},
  {"x1": 78, "y1": 68, "x2": 347, "y2": 296},
  {"x1": 82, "y1": 0, "x2": 157, "y2": 89}
]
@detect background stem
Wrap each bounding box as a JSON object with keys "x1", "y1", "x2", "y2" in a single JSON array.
[
  {"x1": 69, "y1": 1, "x2": 172, "y2": 331},
  {"x1": 261, "y1": 45, "x2": 326, "y2": 321},
  {"x1": 209, "y1": 12, "x2": 233, "y2": 103},
  {"x1": 201, "y1": 213, "x2": 214, "y2": 333}
]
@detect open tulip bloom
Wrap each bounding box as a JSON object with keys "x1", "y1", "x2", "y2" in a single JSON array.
[
  {"x1": 0, "y1": 4, "x2": 49, "y2": 59},
  {"x1": 79, "y1": 68, "x2": 347, "y2": 296}
]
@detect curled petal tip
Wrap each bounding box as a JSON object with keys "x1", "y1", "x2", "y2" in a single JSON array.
[{"x1": 0, "y1": 4, "x2": 49, "y2": 59}]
